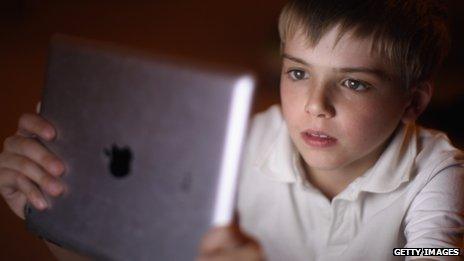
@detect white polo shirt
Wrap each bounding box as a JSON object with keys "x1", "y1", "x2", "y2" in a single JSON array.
[{"x1": 237, "y1": 105, "x2": 464, "y2": 261}]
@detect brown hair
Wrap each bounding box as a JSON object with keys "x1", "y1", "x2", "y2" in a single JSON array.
[{"x1": 278, "y1": 0, "x2": 450, "y2": 89}]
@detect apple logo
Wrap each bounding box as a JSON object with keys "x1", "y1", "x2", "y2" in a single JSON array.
[{"x1": 104, "y1": 144, "x2": 133, "y2": 178}]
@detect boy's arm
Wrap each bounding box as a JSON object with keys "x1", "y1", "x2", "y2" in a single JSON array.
[
  {"x1": 403, "y1": 165, "x2": 464, "y2": 260},
  {"x1": 44, "y1": 241, "x2": 91, "y2": 261}
]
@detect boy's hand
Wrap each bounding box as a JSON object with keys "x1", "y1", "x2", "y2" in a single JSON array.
[
  {"x1": 197, "y1": 216, "x2": 265, "y2": 261},
  {"x1": 0, "y1": 112, "x2": 65, "y2": 219}
]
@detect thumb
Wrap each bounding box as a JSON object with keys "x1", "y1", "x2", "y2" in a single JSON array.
[{"x1": 199, "y1": 212, "x2": 246, "y2": 255}]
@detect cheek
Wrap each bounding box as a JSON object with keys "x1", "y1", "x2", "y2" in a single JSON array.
[
  {"x1": 280, "y1": 82, "x2": 305, "y2": 126},
  {"x1": 338, "y1": 99, "x2": 404, "y2": 148}
]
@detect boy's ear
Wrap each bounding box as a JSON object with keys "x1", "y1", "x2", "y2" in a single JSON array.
[{"x1": 401, "y1": 81, "x2": 433, "y2": 124}]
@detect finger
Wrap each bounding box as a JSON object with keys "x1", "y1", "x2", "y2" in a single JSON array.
[
  {"x1": 199, "y1": 226, "x2": 244, "y2": 255},
  {"x1": 0, "y1": 168, "x2": 27, "y2": 219},
  {"x1": 204, "y1": 242, "x2": 264, "y2": 261},
  {"x1": 15, "y1": 173, "x2": 48, "y2": 210},
  {"x1": 0, "y1": 153, "x2": 64, "y2": 197},
  {"x1": 0, "y1": 167, "x2": 19, "y2": 197},
  {"x1": 197, "y1": 242, "x2": 264, "y2": 261},
  {"x1": 3, "y1": 136, "x2": 65, "y2": 176},
  {"x1": 0, "y1": 168, "x2": 31, "y2": 219},
  {"x1": 196, "y1": 255, "x2": 229, "y2": 261},
  {"x1": 16, "y1": 113, "x2": 56, "y2": 141},
  {"x1": 234, "y1": 240, "x2": 264, "y2": 261}
]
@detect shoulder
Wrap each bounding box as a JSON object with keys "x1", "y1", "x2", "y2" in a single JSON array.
[
  {"x1": 406, "y1": 125, "x2": 464, "y2": 214},
  {"x1": 414, "y1": 125, "x2": 464, "y2": 181},
  {"x1": 410, "y1": 125, "x2": 464, "y2": 209},
  {"x1": 403, "y1": 165, "x2": 464, "y2": 248},
  {"x1": 403, "y1": 126, "x2": 464, "y2": 248}
]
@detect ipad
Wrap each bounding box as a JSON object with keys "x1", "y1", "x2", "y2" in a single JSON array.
[{"x1": 25, "y1": 35, "x2": 254, "y2": 261}]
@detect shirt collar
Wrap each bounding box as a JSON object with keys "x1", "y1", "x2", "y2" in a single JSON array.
[
  {"x1": 253, "y1": 119, "x2": 299, "y2": 183},
  {"x1": 253, "y1": 112, "x2": 418, "y2": 195},
  {"x1": 356, "y1": 122, "x2": 417, "y2": 194}
]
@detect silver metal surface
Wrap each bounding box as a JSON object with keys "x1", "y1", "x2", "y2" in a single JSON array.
[{"x1": 25, "y1": 35, "x2": 254, "y2": 261}]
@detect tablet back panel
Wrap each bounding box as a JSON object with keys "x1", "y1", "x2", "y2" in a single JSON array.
[{"x1": 25, "y1": 36, "x2": 254, "y2": 261}]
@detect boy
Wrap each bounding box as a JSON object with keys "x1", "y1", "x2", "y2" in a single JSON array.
[{"x1": 1, "y1": 0, "x2": 463, "y2": 260}]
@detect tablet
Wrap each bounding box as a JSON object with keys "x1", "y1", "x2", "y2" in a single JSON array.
[{"x1": 25, "y1": 35, "x2": 254, "y2": 261}]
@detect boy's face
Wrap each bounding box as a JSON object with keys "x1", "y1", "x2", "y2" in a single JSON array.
[{"x1": 280, "y1": 27, "x2": 411, "y2": 175}]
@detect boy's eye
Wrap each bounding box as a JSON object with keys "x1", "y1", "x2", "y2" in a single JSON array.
[
  {"x1": 342, "y1": 79, "x2": 370, "y2": 91},
  {"x1": 287, "y1": 69, "x2": 309, "y2": 81}
]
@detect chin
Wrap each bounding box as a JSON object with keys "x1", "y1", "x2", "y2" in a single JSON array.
[{"x1": 300, "y1": 152, "x2": 349, "y2": 172}]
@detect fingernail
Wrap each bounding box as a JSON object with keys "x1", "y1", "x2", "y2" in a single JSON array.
[
  {"x1": 49, "y1": 161, "x2": 63, "y2": 175},
  {"x1": 36, "y1": 199, "x2": 47, "y2": 209},
  {"x1": 50, "y1": 181, "x2": 63, "y2": 195},
  {"x1": 44, "y1": 129, "x2": 55, "y2": 140}
]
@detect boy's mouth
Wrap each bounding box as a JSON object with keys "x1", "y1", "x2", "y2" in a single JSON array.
[{"x1": 300, "y1": 129, "x2": 337, "y2": 148}]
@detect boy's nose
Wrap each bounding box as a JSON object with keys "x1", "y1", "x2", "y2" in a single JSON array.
[{"x1": 304, "y1": 85, "x2": 335, "y2": 118}]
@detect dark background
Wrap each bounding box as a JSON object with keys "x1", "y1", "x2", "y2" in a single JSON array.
[{"x1": 0, "y1": 0, "x2": 462, "y2": 259}]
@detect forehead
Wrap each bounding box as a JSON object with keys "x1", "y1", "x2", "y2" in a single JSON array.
[{"x1": 283, "y1": 27, "x2": 387, "y2": 71}]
